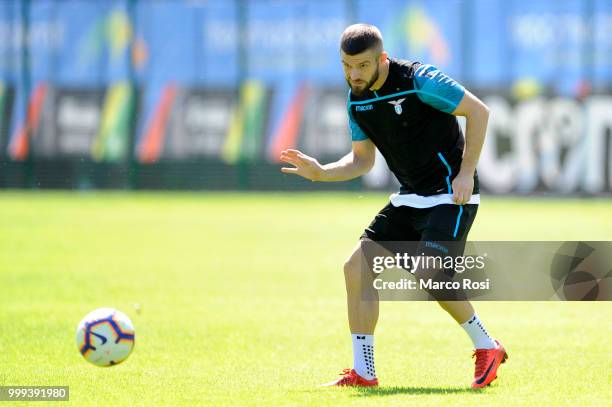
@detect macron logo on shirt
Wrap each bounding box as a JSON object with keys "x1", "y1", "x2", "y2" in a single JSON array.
[{"x1": 356, "y1": 104, "x2": 374, "y2": 112}]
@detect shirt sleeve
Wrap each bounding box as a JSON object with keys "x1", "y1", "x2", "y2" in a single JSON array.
[
  {"x1": 347, "y1": 103, "x2": 368, "y2": 141},
  {"x1": 413, "y1": 64, "x2": 465, "y2": 114}
]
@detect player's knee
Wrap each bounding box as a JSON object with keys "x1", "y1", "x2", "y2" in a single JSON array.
[
  {"x1": 437, "y1": 300, "x2": 451, "y2": 311},
  {"x1": 343, "y1": 253, "x2": 361, "y2": 283}
]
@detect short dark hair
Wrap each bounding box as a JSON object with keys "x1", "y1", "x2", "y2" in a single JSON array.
[{"x1": 340, "y1": 24, "x2": 383, "y2": 55}]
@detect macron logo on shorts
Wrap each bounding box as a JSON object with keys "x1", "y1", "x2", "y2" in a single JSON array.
[{"x1": 424, "y1": 241, "x2": 449, "y2": 254}]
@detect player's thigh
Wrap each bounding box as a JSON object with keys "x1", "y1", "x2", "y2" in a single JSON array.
[
  {"x1": 343, "y1": 239, "x2": 371, "y2": 286},
  {"x1": 344, "y1": 238, "x2": 398, "y2": 284},
  {"x1": 344, "y1": 239, "x2": 366, "y2": 273}
]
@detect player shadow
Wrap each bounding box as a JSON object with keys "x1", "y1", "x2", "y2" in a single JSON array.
[{"x1": 350, "y1": 385, "x2": 477, "y2": 397}]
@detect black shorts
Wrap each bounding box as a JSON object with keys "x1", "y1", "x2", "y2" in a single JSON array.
[
  {"x1": 360, "y1": 202, "x2": 478, "y2": 296},
  {"x1": 359, "y1": 202, "x2": 478, "y2": 298},
  {"x1": 361, "y1": 202, "x2": 478, "y2": 242}
]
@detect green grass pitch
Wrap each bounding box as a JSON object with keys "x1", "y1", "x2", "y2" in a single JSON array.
[{"x1": 0, "y1": 191, "x2": 611, "y2": 406}]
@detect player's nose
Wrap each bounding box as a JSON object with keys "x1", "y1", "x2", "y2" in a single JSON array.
[{"x1": 350, "y1": 70, "x2": 362, "y2": 82}]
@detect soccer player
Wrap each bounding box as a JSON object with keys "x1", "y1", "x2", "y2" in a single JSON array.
[{"x1": 280, "y1": 24, "x2": 508, "y2": 389}]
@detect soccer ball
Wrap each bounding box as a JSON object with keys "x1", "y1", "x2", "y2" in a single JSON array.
[{"x1": 76, "y1": 308, "x2": 135, "y2": 367}]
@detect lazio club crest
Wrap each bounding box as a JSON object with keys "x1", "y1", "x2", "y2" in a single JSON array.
[{"x1": 388, "y1": 98, "x2": 406, "y2": 115}]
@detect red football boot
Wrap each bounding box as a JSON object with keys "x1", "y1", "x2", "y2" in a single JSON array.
[
  {"x1": 321, "y1": 368, "x2": 378, "y2": 387},
  {"x1": 472, "y1": 340, "x2": 508, "y2": 389}
]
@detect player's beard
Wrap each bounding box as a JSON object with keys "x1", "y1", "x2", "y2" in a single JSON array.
[{"x1": 347, "y1": 65, "x2": 380, "y2": 96}]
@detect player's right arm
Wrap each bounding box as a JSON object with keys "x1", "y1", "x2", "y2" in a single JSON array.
[{"x1": 279, "y1": 139, "x2": 375, "y2": 182}]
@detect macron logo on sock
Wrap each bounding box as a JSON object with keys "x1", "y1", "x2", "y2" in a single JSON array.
[{"x1": 357, "y1": 336, "x2": 365, "y2": 340}]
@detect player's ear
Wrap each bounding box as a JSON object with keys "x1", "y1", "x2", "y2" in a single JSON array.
[{"x1": 378, "y1": 51, "x2": 388, "y2": 64}]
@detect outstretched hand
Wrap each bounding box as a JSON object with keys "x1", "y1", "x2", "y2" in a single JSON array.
[{"x1": 279, "y1": 149, "x2": 323, "y2": 181}]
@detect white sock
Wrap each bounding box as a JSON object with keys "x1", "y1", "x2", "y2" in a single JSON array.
[
  {"x1": 351, "y1": 334, "x2": 376, "y2": 380},
  {"x1": 460, "y1": 314, "x2": 496, "y2": 349}
]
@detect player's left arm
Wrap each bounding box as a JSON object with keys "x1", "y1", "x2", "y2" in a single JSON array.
[
  {"x1": 413, "y1": 64, "x2": 490, "y2": 204},
  {"x1": 451, "y1": 90, "x2": 490, "y2": 205}
]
